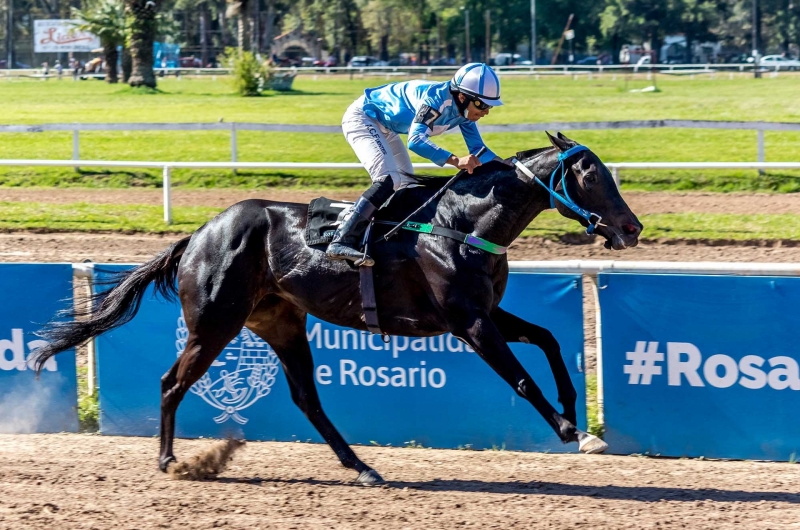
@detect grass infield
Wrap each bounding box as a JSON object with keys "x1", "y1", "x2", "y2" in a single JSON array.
[{"x1": 1, "y1": 75, "x2": 800, "y2": 193}]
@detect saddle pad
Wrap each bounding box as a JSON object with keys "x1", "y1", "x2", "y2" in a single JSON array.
[{"x1": 305, "y1": 197, "x2": 354, "y2": 246}]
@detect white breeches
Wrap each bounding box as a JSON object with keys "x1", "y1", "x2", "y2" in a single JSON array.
[{"x1": 342, "y1": 96, "x2": 416, "y2": 190}]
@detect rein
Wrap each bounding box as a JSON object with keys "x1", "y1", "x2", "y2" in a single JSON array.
[
  {"x1": 377, "y1": 146, "x2": 508, "y2": 255},
  {"x1": 512, "y1": 145, "x2": 603, "y2": 235},
  {"x1": 374, "y1": 144, "x2": 602, "y2": 254}
]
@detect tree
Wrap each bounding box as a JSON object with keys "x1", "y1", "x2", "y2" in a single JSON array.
[
  {"x1": 600, "y1": 0, "x2": 682, "y2": 62},
  {"x1": 126, "y1": 0, "x2": 160, "y2": 87},
  {"x1": 73, "y1": 0, "x2": 127, "y2": 83},
  {"x1": 294, "y1": 0, "x2": 364, "y2": 63},
  {"x1": 676, "y1": 0, "x2": 719, "y2": 63},
  {"x1": 226, "y1": 0, "x2": 251, "y2": 51}
]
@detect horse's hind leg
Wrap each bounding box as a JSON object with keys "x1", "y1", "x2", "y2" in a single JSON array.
[
  {"x1": 246, "y1": 298, "x2": 383, "y2": 485},
  {"x1": 159, "y1": 282, "x2": 259, "y2": 471},
  {"x1": 158, "y1": 314, "x2": 249, "y2": 471}
]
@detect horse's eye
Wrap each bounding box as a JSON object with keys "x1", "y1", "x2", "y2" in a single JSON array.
[{"x1": 584, "y1": 173, "x2": 598, "y2": 186}]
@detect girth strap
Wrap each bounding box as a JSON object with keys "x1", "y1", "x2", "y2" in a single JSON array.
[
  {"x1": 357, "y1": 217, "x2": 505, "y2": 338},
  {"x1": 359, "y1": 266, "x2": 382, "y2": 335},
  {"x1": 358, "y1": 221, "x2": 387, "y2": 338},
  {"x1": 377, "y1": 221, "x2": 507, "y2": 255}
]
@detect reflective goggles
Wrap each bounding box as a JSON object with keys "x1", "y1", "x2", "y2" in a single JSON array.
[{"x1": 468, "y1": 97, "x2": 493, "y2": 111}]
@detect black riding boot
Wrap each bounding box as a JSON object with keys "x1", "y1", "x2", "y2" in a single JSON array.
[{"x1": 326, "y1": 176, "x2": 394, "y2": 266}]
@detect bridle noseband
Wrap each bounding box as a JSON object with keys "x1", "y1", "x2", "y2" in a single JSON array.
[{"x1": 511, "y1": 145, "x2": 603, "y2": 235}]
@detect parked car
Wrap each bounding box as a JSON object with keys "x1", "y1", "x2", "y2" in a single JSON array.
[
  {"x1": 313, "y1": 56, "x2": 338, "y2": 68},
  {"x1": 759, "y1": 55, "x2": 800, "y2": 70},
  {"x1": 179, "y1": 56, "x2": 202, "y2": 68},
  {"x1": 428, "y1": 57, "x2": 451, "y2": 66},
  {"x1": 493, "y1": 53, "x2": 526, "y2": 66},
  {"x1": 576, "y1": 55, "x2": 599, "y2": 65},
  {"x1": 348, "y1": 56, "x2": 387, "y2": 67},
  {"x1": 0, "y1": 60, "x2": 30, "y2": 69}
]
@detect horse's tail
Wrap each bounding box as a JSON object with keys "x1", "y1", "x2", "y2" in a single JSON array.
[{"x1": 33, "y1": 236, "x2": 192, "y2": 373}]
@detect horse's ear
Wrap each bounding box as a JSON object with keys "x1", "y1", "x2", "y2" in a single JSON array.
[
  {"x1": 546, "y1": 131, "x2": 571, "y2": 152},
  {"x1": 557, "y1": 132, "x2": 578, "y2": 145}
]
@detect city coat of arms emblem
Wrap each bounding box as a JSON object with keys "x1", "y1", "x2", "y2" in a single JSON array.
[{"x1": 176, "y1": 314, "x2": 281, "y2": 424}]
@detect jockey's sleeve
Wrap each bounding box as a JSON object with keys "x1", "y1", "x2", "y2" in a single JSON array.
[
  {"x1": 459, "y1": 121, "x2": 497, "y2": 164},
  {"x1": 407, "y1": 104, "x2": 452, "y2": 167}
]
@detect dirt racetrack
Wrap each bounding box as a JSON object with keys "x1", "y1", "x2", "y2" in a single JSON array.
[{"x1": 0, "y1": 434, "x2": 798, "y2": 529}]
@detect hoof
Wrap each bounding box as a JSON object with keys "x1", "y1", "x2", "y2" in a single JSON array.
[
  {"x1": 578, "y1": 432, "x2": 608, "y2": 454},
  {"x1": 356, "y1": 469, "x2": 384, "y2": 486},
  {"x1": 159, "y1": 455, "x2": 176, "y2": 473}
]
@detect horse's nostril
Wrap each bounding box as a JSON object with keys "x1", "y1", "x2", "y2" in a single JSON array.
[{"x1": 622, "y1": 223, "x2": 639, "y2": 235}]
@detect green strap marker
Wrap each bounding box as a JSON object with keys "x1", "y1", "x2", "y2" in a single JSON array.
[{"x1": 400, "y1": 222, "x2": 507, "y2": 255}]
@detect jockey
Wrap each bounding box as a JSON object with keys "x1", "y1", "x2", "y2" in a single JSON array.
[{"x1": 326, "y1": 62, "x2": 503, "y2": 266}]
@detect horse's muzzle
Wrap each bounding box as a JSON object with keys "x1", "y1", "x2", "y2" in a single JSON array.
[{"x1": 603, "y1": 221, "x2": 642, "y2": 250}]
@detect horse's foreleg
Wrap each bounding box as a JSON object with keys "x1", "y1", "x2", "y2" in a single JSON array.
[
  {"x1": 491, "y1": 307, "x2": 578, "y2": 426},
  {"x1": 246, "y1": 301, "x2": 383, "y2": 485},
  {"x1": 452, "y1": 311, "x2": 580, "y2": 445}
]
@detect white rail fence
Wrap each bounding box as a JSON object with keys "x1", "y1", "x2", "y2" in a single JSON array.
[
  {"x1": 2, "y1": 119, "x2": 799, "y2": 173},
  {"x1": 3, "y1": 63, "x2": 797, "y2": 79},
  {"x1": 2, "y1": 159, "x2": 800, "y2": 225}
]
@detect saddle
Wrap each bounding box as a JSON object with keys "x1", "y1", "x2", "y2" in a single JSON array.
[{"x1": 304, "y1": 197, "x2": 354, "y2": 247}]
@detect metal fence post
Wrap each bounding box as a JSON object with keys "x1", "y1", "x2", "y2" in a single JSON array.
[
  {"x1": 163, "y1": 166, "x2": 172, "y2": 224},
  {"x1": 757, "y1": 129, "x2": 765, "y2": 176},
  {"x1": 589, "y1": 275, "x2": 605, "y2": 427},
  {"x1": 230, "y1": 122, "x2": 238, "y2": 174},
  {"x1": 72, "y1": 129, "x2": 80, "y2": 171}
]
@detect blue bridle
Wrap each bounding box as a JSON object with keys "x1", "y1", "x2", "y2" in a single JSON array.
[{"x1": 512, "y1": 145, "x2": 603, "y2": 235}]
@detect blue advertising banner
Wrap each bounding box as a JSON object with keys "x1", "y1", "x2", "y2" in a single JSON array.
[
  {"x1": 0, "y1": 264, "x2": 78, "y2": 433},
  {"x1": 97, "y1": 266, "x2": 585, "y2": 452},
  {"x1": 600, "y1": 273, "x2": 800, "y2": 461}
]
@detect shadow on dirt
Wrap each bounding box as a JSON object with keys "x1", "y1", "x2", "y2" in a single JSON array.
[{"x1": 211, "y1": 476, "x2": 800, "y2": 504}]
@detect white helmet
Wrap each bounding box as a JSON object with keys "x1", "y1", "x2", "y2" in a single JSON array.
[{"x1": 450, "y1": 63, "x2": 503, "y2": 107}]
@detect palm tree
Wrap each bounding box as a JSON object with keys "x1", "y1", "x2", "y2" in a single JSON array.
[
  {"x1": 73, "y1": 0, "x2": 127, "y2": 84},
  {"x1": 226, "y1": 0, "x2": 252, "y2": 51},
  {"x1": 125, "y1": 0, "x2": 160, "y2": 87}
]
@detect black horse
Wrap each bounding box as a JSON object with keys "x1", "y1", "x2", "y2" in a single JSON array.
[{"x1": 35, "y1": 132, "x2": 641, "y2": 485}]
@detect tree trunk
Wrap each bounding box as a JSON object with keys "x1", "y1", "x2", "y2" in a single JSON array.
[
  {"x1": 121, "y1": 46, "x2": 132, "y2": 82},
  {"x1": 263, "y1": 0, "x2": 275, "y2": 56},
  {"x1": 104, "y1": 43, "x2": 119, "y2": 83},
  {"x1": 250, "y1": 0, "x2": 258, "y2": 52},
  {"x1": 126, "y1": 0, "x2": 158, "y2": 88},
  {"x1": 685, "y1": 24, "x2": 693, "y2": 64},
  {"x1": 237, "y1": 0, "x2": 251, "y2": 52},
  {"x1": 379, "y1": 34, "x2": 388, "y2": 62},
  {"x1": 200, "y1": 7, "x2": 208, "y2": 66},
  {"x1": 219, "y1": 4, "x2": 228, "y2": 48}
]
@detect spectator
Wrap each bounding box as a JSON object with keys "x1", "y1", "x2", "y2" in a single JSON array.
[{"x1": 55, "y1": 59, "x2": 63, "y2": 80}]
